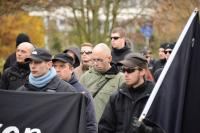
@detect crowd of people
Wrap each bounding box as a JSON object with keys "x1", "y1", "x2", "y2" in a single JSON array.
[{"x1": 0, "y1": 27, "x2": 175, "y2": 133}]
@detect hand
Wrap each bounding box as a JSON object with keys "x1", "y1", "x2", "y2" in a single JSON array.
[{"x1": 130, "y1": 117, "x2": 165, "y2": 133}]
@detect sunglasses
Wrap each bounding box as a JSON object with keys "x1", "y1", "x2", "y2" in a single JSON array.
[
  {"x1": 110, "y1": 36, "x2": 120, "y2": 40},
  {"x1": 121, "y1": 67, "x2": 141, "y2": 73},
  {"x1": 164, "y1": 50, "x2": 172, "y2": 54},
  {"x1": 80, "y1": 51, "x2": 92, "y2": 55}
]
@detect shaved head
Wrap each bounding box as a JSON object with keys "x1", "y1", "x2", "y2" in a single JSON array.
[
  {"x1": 17, "y1": 42, "x2": 35, "y2": 51},
  {"x1": 92, "y1": 43, "x2": 112, "y2": 73},
  {"x1": 16, "y1": 42, "x2": 35, "y2": 63},
  {"x1": 93, "y1": 43, "x2": 111, "y2": 57}
]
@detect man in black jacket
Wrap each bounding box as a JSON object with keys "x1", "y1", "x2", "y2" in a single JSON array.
[
  {"x1": 18, "y1": 48, "x2": 75, "y2": 92},
  {"x1": 0, "y1": 42, "x2": 34, "y2": 90},
  {"x1": 110, "y1": 27, "x2": 132, "y2": 64},
  {"x1": 52, "y1": 53, "x2": 97, "y2": 133},
  {"x1": 98, "y1": 53, "x2": 164, "y2": 133},
  {"x1": 3, "y1": 33, "x2": 31, "y2": 71}
]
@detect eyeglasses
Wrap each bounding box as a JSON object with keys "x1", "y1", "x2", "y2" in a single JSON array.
[
  {"x1": 164, "y1": 50, "x2": 172, "y2": 54},
  {"x1": 80, "y1": 51, "x2": 92, "y2": 55},
  {"x1": 110, "y1": 36, "x2": 120, "y2": 40},
  {"x1": 121, "y1": 67, "x2": 141, "y2": 73},
  {"x1": 92, "y1": 58, "x2": 104, "y2": 63}
]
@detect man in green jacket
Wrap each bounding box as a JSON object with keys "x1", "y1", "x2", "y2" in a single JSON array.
[{"x1": 80, "y1": 43, "x2": 124, "y2": 121}]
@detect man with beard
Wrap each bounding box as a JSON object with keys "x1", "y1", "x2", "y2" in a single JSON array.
[{"x1": 98, "y1": 53, "x2": 164, "y2": 133}]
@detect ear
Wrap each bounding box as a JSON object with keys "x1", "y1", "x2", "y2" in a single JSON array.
[
  {"x1": 140, "y1": 68, "x2": 146, "y2": 77},
  {"x1": 108, "y1": 55, "x2": 112, "y2": 63},
  {"x1": 47, "y1": 61, "x2": 53, "y2": 69}
]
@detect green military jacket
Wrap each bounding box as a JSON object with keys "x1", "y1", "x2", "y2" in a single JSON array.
[{"x1": 80, "y1": 67, "x2": 124, "y2": 121}]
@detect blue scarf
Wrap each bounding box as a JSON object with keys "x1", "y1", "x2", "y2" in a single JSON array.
[{"x1": 29, "y1": 67, "x2": 57, "y2": 88}]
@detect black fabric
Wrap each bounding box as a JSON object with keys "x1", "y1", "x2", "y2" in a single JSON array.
[
  {"x1": 0, "y1": 62, "x2": 30, "y2": 90},
  {"x1": 3, "y1": 52, "x2": 16, "y2": 71},
  {"x1": 52, "y1": 53, "x2": 74, "y2": 66},
  {"x1": 63, "y1": 47, "x2": 81, "y2": 68},
  {"x1": 147, "y1": 11, "x2": 200, "y2": 133},
  {"x1": 111, "y1": 43, "x2": 132, "y2": 64},
  {"x1": 98, "y1": 80, "x2": 154, "y2": 133},
  {"x1": 25, "y1": 48, "x2": 52, "y2": 62},
  {"x1": 105, "y1": 64, "x2": 120, "y2": 75},
  {"x1": 16, "y1": 33, "x2": 31, "y2": 47},
  {"x1": 0, "y1": 90, "x2": 87, "y2": 133},
  {"x1": 152, "y1": 59, "x2": 166, "y2": 74},
  {"x1": 68, "y1": 73, "x2": 97, "y2": 133},
  {"x1": 129, "y1": 118, "x2": 165, "y2": 133}
]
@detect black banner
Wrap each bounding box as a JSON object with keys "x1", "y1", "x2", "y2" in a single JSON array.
[
  {"x1": 0, "y1": 90, "x2": 86, "y2": 133},
  {"x1": 148, "y1": 11, "x2": 200, "y2": 133}
]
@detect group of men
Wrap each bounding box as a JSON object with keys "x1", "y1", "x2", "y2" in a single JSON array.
[{"x1": 0, "y1": 27, "x2": 166, "y2": 133}]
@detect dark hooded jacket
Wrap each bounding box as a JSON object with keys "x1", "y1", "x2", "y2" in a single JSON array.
[
  {"x1": 63, "y1": 47, "x2": 81, "y2": 68},
  {"x1": 68, "y1": 73, "x2": 97, "y2": 133},
  {"x1": 3, "y1": 52, "x2": 16, "y2": 71},
  {"x1": 18, "y1": 76, "x2": 75, "y2": 92},
  {"x1": 111, "y1": 42, "x2": 132, "y2": 64},
  {"x1": 98, "y1": 80, "x2": 155, "y2": 133},
  {"x1": 0, "y1": 62, "x2": 30, "y2": 90}
]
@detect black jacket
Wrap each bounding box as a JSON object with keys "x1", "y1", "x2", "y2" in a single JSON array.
[
  {"x1": 152, "y1": 59, "x2": 166, "y2": 74},
  {"x1": 0, "y1": 62, "x2": 30, "y2": 90},
  {"x1": 18, "y1": 76, "x2": 75, "y2": 92},
  {"x1": 3, "y1": 52, "x2": 16, "y2": 71},
  {"x1": 98, "y1": 80, "x2": 155, "y2": 133},
  {"x1": 68, "y1": 73, "x2": 97, "y2": 133},
  {"x1": 111, "y1": 43, "x2": 132, "y2": 64}
]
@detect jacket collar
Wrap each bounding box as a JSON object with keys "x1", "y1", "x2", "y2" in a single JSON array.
[
  {"x1": 68, "y1": 73, "x2": 78, "y2": 85},
  {"x1": 119, "y1": 81, "x2": 151, "y2": 100},
  {"x1": 24, "y1": 76, "x2": 60, "y2": 91},
  {"x1": 112, "y1": 42, "x2": 130, "y2": 54}
]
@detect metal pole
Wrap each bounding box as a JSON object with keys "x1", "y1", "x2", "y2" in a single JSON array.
[
  {"x1": 44, "y1": 15, "x2": 49, "y2": 50},
  {"x1": 139, "y1": 9, "x2": 198, "y2": 122}
]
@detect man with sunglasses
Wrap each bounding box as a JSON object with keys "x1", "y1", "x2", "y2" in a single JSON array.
[
  {"x1": 154, "y1": 42, "x2": 175, "y2": 81},
  {"x1": 98, "y1": 53, "x2": 164, "y2": 133},
  {"x1": 80, "y1": 43, "x2": 124, "y2": 121},
  {"x1": 110, "y1": 27, "x2": 133, "y2": 64},
  {"x1": 164, "y1": 42, "x2": 175, "y2": 60}
]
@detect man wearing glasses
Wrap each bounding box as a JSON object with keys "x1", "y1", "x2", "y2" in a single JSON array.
[
  {"x1": 80, "y1": 43, "x2": 124, "y2": 121},
  {"x1": 98, "y1": 53, "x2": 164, "y2": 133},
  {"x1": 110, "y1": 27, "x2": 132, "y2": 64},
  {"x1": 154, "y1": 42, "x2": 175, "y2": 81}
]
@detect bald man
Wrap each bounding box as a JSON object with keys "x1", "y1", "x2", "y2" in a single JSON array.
[
  {"x1": 0, "y1": 42, "x2": 35, "y2": 90},
  {"x1": 80, "y1": 43, "x2": 124, "y2": 121}
]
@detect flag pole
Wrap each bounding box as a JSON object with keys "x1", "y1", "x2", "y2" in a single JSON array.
[{"x1": 139, "y1": 9, "x2": 199, "y2": 122}]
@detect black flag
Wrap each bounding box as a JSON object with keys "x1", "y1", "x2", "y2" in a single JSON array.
[
  {"x1": 147, "y1": 10, "x2": 200, "y2": 133},
  {"x1": 0, "y1": 90, "x2": 87, "y2": 133}
]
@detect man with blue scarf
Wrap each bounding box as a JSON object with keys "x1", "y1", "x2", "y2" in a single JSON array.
[{"x1": 18, "y1": 48, "x2": 75, "y2": 92}]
